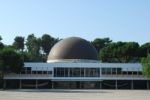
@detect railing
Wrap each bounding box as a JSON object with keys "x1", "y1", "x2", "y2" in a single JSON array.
[
  {"x1": 4, "y1": 73, "x2": 52, "y2": 79},
  {"x1": 101, "y1": 74, "x2": 145, "y2": 78},
  {"x1": 4, "y1": 73, "x2": 147, "y2": 79}
]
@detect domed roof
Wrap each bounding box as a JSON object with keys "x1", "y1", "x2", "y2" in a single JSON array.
[{"x1": 47, "y1": 37, "x2": 98, "y2": 62}]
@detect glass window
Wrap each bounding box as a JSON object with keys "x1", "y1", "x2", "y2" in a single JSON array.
[
  {"x1": 56, "y1": 68, "x2": 65, "y2": 77},
  {"x1": 112, "y1": 68, "x2": 116, "y2": 75},
  {"x1": 32, "y1": 71, "x2": 37, "y2": 74},
  {"x1": 85, "y1": 68, "x2": 100, "y2": 77},
  {"x1": 116, "y1": 68, "x2": 122, "y2": 75},
  {"x1": 64, "y1": 68, "x2": 69, "y2": 77},
  {"x1": 80, "y1": 68, "x2": 84, "y2": 77},
  {"x1": 70, "y1": 68, "x2": 80, "y2": 77},
  {"x1": 48, "y1": 71, "x2": 52, "y2": 74},
  {"x1": 102, "y1": 68, "x2": 106, "y2": 75}
]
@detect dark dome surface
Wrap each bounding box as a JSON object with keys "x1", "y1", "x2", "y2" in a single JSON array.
[{"x1": 47, "y1": 37, "x2": 98, "y2": 61}]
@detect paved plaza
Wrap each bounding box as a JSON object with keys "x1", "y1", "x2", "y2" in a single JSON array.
[{"x1": 0, "y1": 89, "x2": 150, "y2": 100}]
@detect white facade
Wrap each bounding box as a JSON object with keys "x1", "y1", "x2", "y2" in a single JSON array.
[{"x1": 4, "y1": 62, "x2": 147, "y2": 80}]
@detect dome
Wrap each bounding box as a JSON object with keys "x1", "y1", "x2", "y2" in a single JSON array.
[{"x1": 47, "y1": 37, "x2": 98, "y2": 62}]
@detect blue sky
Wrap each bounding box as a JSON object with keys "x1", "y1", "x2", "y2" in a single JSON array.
[{"x1": 0, "y1": 0, "x2": 150, "y2": 45}]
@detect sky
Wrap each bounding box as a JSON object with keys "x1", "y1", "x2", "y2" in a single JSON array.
[{"x1": 0, "y1": 0, "x2": 150, "y2": 45}]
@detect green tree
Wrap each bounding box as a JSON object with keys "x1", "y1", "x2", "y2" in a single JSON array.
[
  {"x1": 92, "y1": 38, "x2": 112, "y2": 52},
  {"x1": 0, "y1": 50, "x2": 4, "y2": 78},
  {"x1": 13, "y1": 36, "x2": 24, "y2": 52},
  {"x1": 141, "y1": 54, "x2": 150, "y2": 77},
  {"x1": 138, "y1": 43, "x2": 150, "y2": 57},
  {"x1": 100, "y1": 42, "x2": 139, "y2": 63},
  {"x1": 41, "y1": 34, "x2": 59, "y2": 55},
  {"x1": 26, "y1": 34, "x2": 41, "y2": 61},
  {"x1": 0, "y1": 46, "x2": 23, "y2": 89},
  {"x1": 1, "y1": 47, "x2": 24, "y2": 73},
  {"x1": 0, "y1": 36, "x2": 4, "y2": 49}
]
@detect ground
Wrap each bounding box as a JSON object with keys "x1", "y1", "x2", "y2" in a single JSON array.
[{"x1": 0, "y1": 89, "x2": 150, "y2": 100}]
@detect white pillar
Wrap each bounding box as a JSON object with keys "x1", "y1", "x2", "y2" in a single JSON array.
[
  {"x1": 52, "y1": 81, "x2": 54, "y2": 89},
  {"x1": 137, "y1": 68, "x2": 139, "y2": 76},
  {"x1": 36, "y1": 67, "x2": 38, "y2": 74},
  {"x1": 131, "y1": 80, "x2": 133, "y2": 89},
  {"x1": 3, "y1": 80, "x2": 6, "y2": 89},
  {"x1": 36, "y1": 80, "x2": 38, "y2": 89},
  {"x1": 80, "y1": 68, "x2": 81, "y2": 77},
  {"x1": 100, "y1": 81, "x2": 102, "y2": 89},
  {"x1": 111, "y1": 68, "x2": 112, "y2": 75},
  {"x1": 116, "y1": 68, "x2": 118, "y2": 76},
  {"x1": 47, "y1": 67, "x2": 49, "y2": 75},
  {"x1": 30, "y1": 68, "x2": 32, "y2": 75},
  {"x1": 116, "y1": 80, "x2": 118, "y2": 89},
  {"x1": 84, "y1": 68, "x2": 86, "y2": 77},
  {"x1": 19, "y1": 80, "x2": 22, "y2": 89},
  {"x1": 127, "y1": 68, "x2": 128, "y2": 76},
  {"x1": 99, "y1": 68, "x2": 101, "y2": 77},
  {"x1": 42, "y1": 67, "x2": 43, "y2": 75},
  {"x1": 25, "y1": 67, "x2": 27, "y2": 74},
  {"x1": 147, "y1": 80, "x2": 149, "y2": 90},
  {"x1": 68, "y1": 68, "x2": 70, "y2": 77}
]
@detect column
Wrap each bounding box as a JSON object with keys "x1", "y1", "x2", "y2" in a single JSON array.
[
  {"x1": 100, "y1": 82, "x2": 102, "y2": 89},
  {"x1": 36, "y1": 67, "x2": 38, "y2": 74},
  {"x1": 47, "y1": 67, "x2": 49, "y2": 75},
  {"x1": 147, "y1": 80, "x2": 149, "y2": 90},
  {"x1": 137, "y1": 68, "x2": 139, "y2": 76},
  {"x1": 30, "y1": 68, "x2": 32, "y2": 75},
  {"x1": 19, "y1": 80, "x2": 22, "y2": 89},
  {"x1": 42, "y1": 67, "x2": 43, "y2": 75},
  {"x1": 131, "y1": 80, "x2": 133, "y2": 89},
  {"x1": 127, "y1": 68, "x2": 128, "y2": 76},
  {"x1": 80, "y1": 68, "x2": 81, "y2": 77},
  {"x1": 116, "y1": 68, "x2": 118, "y2": 76},
  {"x1": 84, "y1": 68, "x2": 86, "y2": 77},
  {"x1": 111, "y1": 68, "x2": 112, "y2": 75},
  {"x1": 68, "y1": 68, "x2": 70, "y2": 77},
  {"x1": 115, "y1": 80, "x2": 118, "y2": 89},
  {"x1": 25, "y1": 67, "x2": 27, "y2": 74},
  {"x1": 3, "y1": 80, "x2": 6, "y2": 89},
  {"x1": 36, "y1": 80, "x2": 38, "y2": 89},
  {"x1": 99, "y1": 68, "x2": 101, "y2": 77},
  {"x1": 132, "y1": 68, "x2": 134, "y2": 77},
  {"x1": 51, "y1": 81, "x2": 54, "y2": 89},
  {"x1": 63, "y1": 68, "x2": 65, "y2": 77}
]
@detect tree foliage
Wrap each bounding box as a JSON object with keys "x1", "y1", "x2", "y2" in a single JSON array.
[
  {"x1": 26, "y1": 34, "x2": 41, "y2": 61},
  {"x1": 138, "y1": 42, "x2": 150, "y2": 57},
  {"x1": 13, "y1": 36, "x2": 24, "y2": 52},
  {"x1": 92, "y1": 38, "x2": 112, "y2": 52},
  {"x1": 100, "y1": 42, "x2": 139, "y2": 63},
  {"x1": 41, "y1": 34, "x2": 59, "y2": 55},
  {"x1": 0, "y1": 47, "x2": 24, "y2": 73},
  {"x1": 1, "y1": 34, "x2": 150, "y2": 63},
  {"x1": 141, "y1": 54, "x2": 150, "y2": 77},
  {"x1": 0, "y1": 35, "x2": 4, "y2": 49}
]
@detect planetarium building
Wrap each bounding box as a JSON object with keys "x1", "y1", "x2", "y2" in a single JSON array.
[{"x1": 3, "y1": 37, "x2": 150, "y2": 89}]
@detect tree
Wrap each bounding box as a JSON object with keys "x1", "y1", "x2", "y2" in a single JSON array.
[
  {"x1": 41, "y1": 34, "x2": 59, "y2": 55},
  {"x1": 0, "y1": 50, "x2": 4, "y2": 78},
  {"x1": 0, "y1": 35, "x2": 4, "y2": 49},
  {"x1": 92, "y1": 38, "x2": 112, "y2": 52},
  {"x1": 138, "y1": 42, "x2": 150, "y2": 57},
  {"x1": 0, "y1": 36, "x2": 2, "y2": 41},
  {"x1": 26, "y1": 34, "x2": 41, "y2": 61},
  {"x1": 13, "y1": 36, "x2": 24, "y2": 52},
  {"x1": 0, "y1": 46, "x2": 24, "y2": 89},
  {"x1": 141, "y1": 54, "x2": 150, "y2": 77},
  {"x1": 1, "y1": 47, "x2": 24, "y2": 73},
  {"x1": 100, "y1": 42, "x2": 139, "y2": 63}
]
